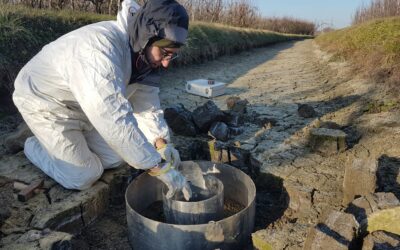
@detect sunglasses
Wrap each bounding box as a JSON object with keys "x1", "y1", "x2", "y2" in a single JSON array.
[{"x1": 160, "y1": 48, "x2": 179, "y2": 62}]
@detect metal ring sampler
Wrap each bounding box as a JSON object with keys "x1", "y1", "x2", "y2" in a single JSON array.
[
  {"x1": 162, "y1": 175, "x2": 225, "y2": 225},
  {"x1": 125, "y1": 161, "x2": 256, "y2": 250}
]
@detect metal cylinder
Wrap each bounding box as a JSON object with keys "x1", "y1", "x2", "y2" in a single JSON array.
[
  {"x1": 125, "y1": 161, "x2": 256, "y2": 250},
  {"x1": 163, "y1": 175, "x2": 224, "y2": 225}
]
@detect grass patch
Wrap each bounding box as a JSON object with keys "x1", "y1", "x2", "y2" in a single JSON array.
[
  {"x1": 363, "y1": 99, "x2": 399, "y2": 113},
  {"x1": 0, "y1": 4, "x2": 310, "y2": 113},
  {"x1": 316, "y1": 17, "x2": 400, "y2": 88}
]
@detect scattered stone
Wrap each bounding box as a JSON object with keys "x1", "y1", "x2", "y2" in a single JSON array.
[
  {"x1": 3, "y1": 122, "x2": 33, "y2": 154},
  {"x1": 30, "y1": 182, "x2": 109, "y2": 234},
  {"x1": 172, "y1": 135, "x2": 210, "y2": 161},
  {"x1": 39, "y1": 230, "x2": 73, "y2": 250},
  {"x1": 208, "y1": 140, "x2": 230, "y2": 163},
  {"x1": 192, "y1": 101, "x2": 226, "y2": 132},
  {"x1": 309, "y1": 128, "x2": 347, "y2": 156},
  {"x1": 376, "y1": 155, "x2": 400, "y2": 198},
  {"x1": 230, "y1": 146, "x2": 250, "y2": 170},
  {"x1": 226, "y1": 96, "x2": 248, "y2": 114},
  {"x1": 298, "y1": 104, "x2": 318, "y2": 118},
  {"x1": 303, "y1": 210, "x2": 359, "y2": 250},
  {"x1": 252, "y1": 222, "x2": 309, "y2": 250},
  {"x1": 0, "y1": 230, "x2": 73, "y2": 250},
  {"x1": 229, "y1": 127, "x2": 244, "y2": 136},
  {"x1": 208, "y1": 122, "x2": 229, "y2": 141},
  {"x1": 362, "y1": 231, "x2": 400, "y2": 250},
  {"x1": 164, "y1": 104, "x2": 197, "y2": 136},
  {"x1": 319, "y1": 121, "x2": 341, "y2": 130},
  {"x1": 366, "y1": 206, "x2": 400, "y2": 235},
  {"x1": 224, "y1": 112, "x2": 243, "y2": 127},
  {"x1": 345, "y1": 192, "x2": 400, "y2": 223},
  {"x1": 342, "y1": 126, "x2": 362, "y2": 148},
  {"x1": 0, "y1": 152, "x2": 56, "y2": 188},
  {"x1": 255, "y1": 116, "x2": 278, "y2": 129},
  {"x1": 284, "y1": 180, "x2": 314, "y2": 219},
  {"x1": 342, "y1": 158, "x2": 378, "y2": 205}
]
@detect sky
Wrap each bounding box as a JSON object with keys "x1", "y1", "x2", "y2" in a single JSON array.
[{"x1": 253, "y1": 0, "x2": 367, "y2": 29}]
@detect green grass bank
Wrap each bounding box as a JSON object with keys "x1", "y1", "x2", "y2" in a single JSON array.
[
  {"x1": 0, "y1": 4, "x2": 310, "y2": 113},
  {"x1": 316, "y1": 17, "x2": 400, "y2": 87}
]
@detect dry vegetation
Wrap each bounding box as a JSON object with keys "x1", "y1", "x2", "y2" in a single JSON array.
[
  {"x1": 317, "y1": 0, "x2": 400, "y2": 90},
  {"x1": 353, "y1": 0, "x2": 400, "y2": 24},
  {"x1": 2, "y1": 0, "x2": 316, "y2": 35},
  {"x1": 317, "y1": 17, "x2": 400, "y2": 90}
]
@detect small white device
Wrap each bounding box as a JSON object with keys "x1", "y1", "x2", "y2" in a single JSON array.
[{"x1": 185, "y1": 79, "x2": 226, "y2": 98}]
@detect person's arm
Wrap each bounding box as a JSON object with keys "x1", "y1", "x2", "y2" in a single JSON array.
[
  {"x1": 128, "y1": 84, "x2": 171, "y2": 145},
  {"x1": 67, "y1": 39, "x2": 160, "y2": 170}
]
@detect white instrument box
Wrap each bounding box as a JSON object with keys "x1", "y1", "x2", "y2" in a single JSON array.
[{"x1": 185, "y1": 79, "x2": 226, "y2": 98}]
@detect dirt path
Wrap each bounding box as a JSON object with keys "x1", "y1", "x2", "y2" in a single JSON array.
[{"x1": 77, "y1": 39, "x2": 400, "y2": 249}]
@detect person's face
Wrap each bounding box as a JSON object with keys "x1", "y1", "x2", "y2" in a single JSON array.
[{"x1": 145, "y1": 46, "x2": 179, "y2": 69}]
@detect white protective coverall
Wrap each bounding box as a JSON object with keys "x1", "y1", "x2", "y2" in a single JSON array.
[{"x1": 12, "y1": 0, "x2": 170, "y2": 190}]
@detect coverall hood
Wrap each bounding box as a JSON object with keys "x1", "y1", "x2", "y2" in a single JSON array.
[{"x1": 128, "y1": 0, "x2": 189, "y2": 53}]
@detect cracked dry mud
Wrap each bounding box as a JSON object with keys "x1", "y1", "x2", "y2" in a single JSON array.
[{"x1": 2, "y1": 39, "x2": 400, "y2": 249}]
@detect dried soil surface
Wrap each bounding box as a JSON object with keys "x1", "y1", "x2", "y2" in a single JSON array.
[{"x1": 2, "y1": 39, "x2": 400, "y2": 249}]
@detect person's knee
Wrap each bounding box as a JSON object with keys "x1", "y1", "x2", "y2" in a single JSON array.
[{"x1": 62, "y1": 166, "x2": 104, "y2": 191}]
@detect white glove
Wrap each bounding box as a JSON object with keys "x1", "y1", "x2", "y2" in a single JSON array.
[
  {"x1": 149, "y1": 163, "x2": 192, "y2": 201},
  {"x1": 157, "y1": 144, "x2": 181, "y2": 169}
]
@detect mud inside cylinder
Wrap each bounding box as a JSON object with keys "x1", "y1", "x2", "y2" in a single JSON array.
[{"x1": 162, "y1": 175, "x2": 224, "y2": 225}]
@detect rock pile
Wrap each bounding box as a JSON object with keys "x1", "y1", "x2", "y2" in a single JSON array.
[{"x1": 164, "y1": 98, "x2": 262, "y2": 176}]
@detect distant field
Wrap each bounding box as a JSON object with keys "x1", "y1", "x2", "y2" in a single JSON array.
[
  {"x1": 0, "y1": 4, "x2": 310, "y2": 111},
  {"x1": 316, "y1": 17, "x2": 400, "y2": 86}
]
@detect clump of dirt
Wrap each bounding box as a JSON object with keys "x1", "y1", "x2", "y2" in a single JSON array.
[{"x1": 223, "y1": 198, "x2": 246, "y2": 217}]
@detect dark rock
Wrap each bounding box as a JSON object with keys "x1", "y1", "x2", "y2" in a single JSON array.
[
  {"x1": 164, "y1": 104, "x2": 197, "y2": 136},
  {"x1": 0, "y1": 207, "x2": 11, "y2": 228},
  {"x1": 362, "y1": 231, "x2": 400, "y2": 250},
  {"x1": 342, "y1": 125, "x2": 362, "y2": 149},
  {"x1": 226, "y1": 96, "x2": 248, "y2": 114},
  {"x1": 3, "y1": 122, "x2": 33, "y2": 154},
  {"x1": 208, "y1": 140, "x2": 230, "y2": 163},
  {"x1": 172, "y1": 136, "x2": 210, "y2": 161},
  {"x1": 249, "y1": 155, "x2": 261, "y2": 178},
  {"x1": 319, "y1": 121, "x2": 341, "y2": 130},
  {"x1": 229, "y1": 146, "x2": 250, "y2": 170},
  {"x1": 208, "y1": 122, "x2": 229, "y2": 142},
  {"x1": 376, "y1": 155, "x2": 400, "y2": 198},
  {"x1": 298, "y1": 104, "x2": 318, "y2": 118},
  {"x1": 345, "y1": 192, "x2": 400, "y2": 223},
  {"x1": 223, "y1": 111, "x2": 243, "y2": 127},
  {"x1": 192, "y1": 101, "x2": 226, "y2": 132},
  {"x1": 255, "y1": 116, "x2": 278, "y2": 128},
  {"x1": 343, "y1": 158, "x2": 378, "y2": 205},
  {"x1": 309, "y1": 128, "x2": 347, "y2": 156},
  {"x1": 229, "y1": 127, "x2": 244, "y2": 136},
  {"x1": 303, "y1": 210, "x2": 359, "y2": 250}
]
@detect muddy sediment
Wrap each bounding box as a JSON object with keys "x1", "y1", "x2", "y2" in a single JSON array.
[{"x1": 141, "y1": 198, "x2": 245, "y2": 223}]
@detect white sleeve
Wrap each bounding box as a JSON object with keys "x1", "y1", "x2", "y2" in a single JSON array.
[
  {"x1": 128, "y1": 84, "x2": 171, "y2": 145},
  {"x1": 67, "y1": 41, "x2": 160, "y2": 170}
]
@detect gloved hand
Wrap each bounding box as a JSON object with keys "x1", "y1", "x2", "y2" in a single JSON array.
[
  {"x1": 157, "y1": 144, "x2": 181, "y2": 169},
  {"x1": 149, "y1": 162, "x2": 192, "y2": 201}
]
